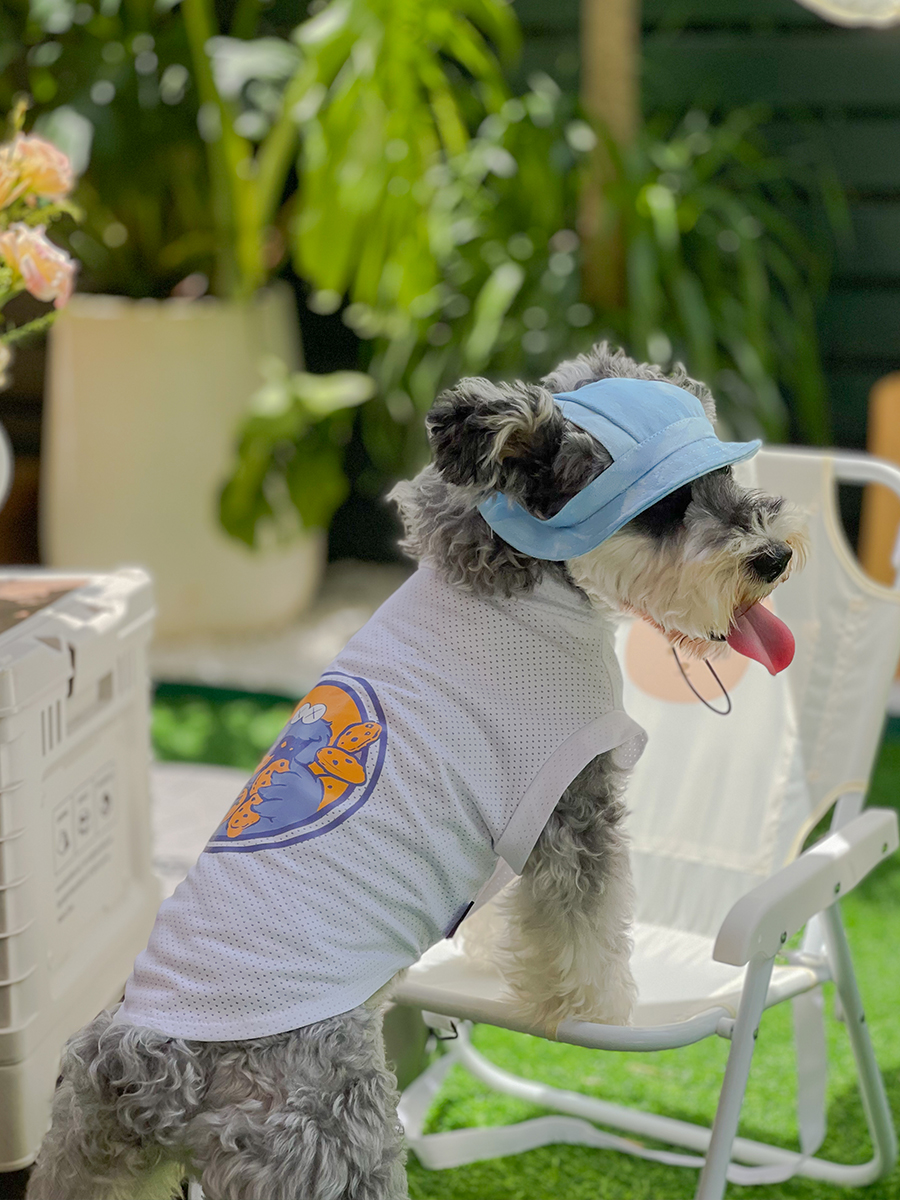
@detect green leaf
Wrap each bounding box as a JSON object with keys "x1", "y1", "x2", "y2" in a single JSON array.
[
  {"x1": 294, "y1": 0, "x2": 352, "y2": 47},
  {"x1": 207, "y1": 36, "x2": 300, "y2": 99},
  {"x1": 218, "y1": 439, "x2": 275, "y2": 547},
  {"x1": 1, "y1": 309, "x2": 58, "y2": 344},
  {"x1": 285, "y1": 434, "x2": 349, "y2": 530},
  {"x1": 625, "y1": 232, "x2": 663, "y2": 359},
  {"x1": 293, "y1": 370, "x2": 377, "y2": 416},
  {"x1": 669, "y1": 269, "x2": 717, "y2": 385},
  {"x1": 463, "y1": 260, "x2": 524, "y2": 370},
  {"x1": 289, "y1": 0, "x2": 513, "y2": 326},
  {"x1": 642, "y1": 183, "x2": 679, "y2": 254}
]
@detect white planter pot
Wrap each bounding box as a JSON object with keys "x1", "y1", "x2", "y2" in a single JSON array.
[{"x1": 41, "y1": 285, "x2": 324, "y2": 639}]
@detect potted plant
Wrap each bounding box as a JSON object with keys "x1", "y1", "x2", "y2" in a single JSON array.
[
  {"x1": 24, "y1": 0, "x2": 323, "y2": 638},
  {"x1": 198, "y1": 0, "x2": 525, "y2": 554},
  {"x1": 20, "y1": 0, "x2": 373, "y2": 639},
  {"x1": 340, "y1": 100, "x2": 839, "y2": 505},
  {"x1": 26, "y1": 0, "x2": 523, "y2": 635}
]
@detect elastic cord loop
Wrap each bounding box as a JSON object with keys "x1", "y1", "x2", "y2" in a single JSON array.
[{"x1": 672, "y1": 649, "x2": 733, "y2": 716}]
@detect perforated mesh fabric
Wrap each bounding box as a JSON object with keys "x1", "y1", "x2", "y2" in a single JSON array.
[{"x1": 117, "y1": 567, "x2": 644, "y2": 1040}]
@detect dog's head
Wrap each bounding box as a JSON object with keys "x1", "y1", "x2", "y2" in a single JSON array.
[{"x1": 391, "y1": 344, "x2": 808, "y2": 673}]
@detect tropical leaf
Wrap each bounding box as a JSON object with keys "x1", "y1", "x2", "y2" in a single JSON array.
[
  {"x1": 601, "y1": 109, "x2": 836, "y2": 444},
  {"x1": 290, "y1": 0, "x2": 516, "y2": 326},
  {"x1": 218, "y1": 360, "x2": 373, "y2": 546},
  {"x1": 285, "y1": 434, "x2": 349, "y2": 531},
  {"x1": 293, "y1": 370, "x2": 376, "y2": 416},
  {"x1": 463, "y1": 261, "x2": 525, "y2": 370}
]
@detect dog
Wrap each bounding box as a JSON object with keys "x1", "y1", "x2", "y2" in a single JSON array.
[{"x1": 26, "y1": 344, "x2": 807, "y2": 1200}]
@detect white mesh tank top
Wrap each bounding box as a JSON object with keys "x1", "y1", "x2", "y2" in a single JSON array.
[{"x1": 116, "y1": 566, "x2": 646, "y2": 1041}]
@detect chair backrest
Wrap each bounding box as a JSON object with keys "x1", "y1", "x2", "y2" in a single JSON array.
[{"x1": 619, "y1": 448, "x2": 900, "y2": 939}]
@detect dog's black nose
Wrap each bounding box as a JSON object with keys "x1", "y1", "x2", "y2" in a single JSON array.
[{"x1": 748, "y1": 544, "x2": 792, "y2": 583}]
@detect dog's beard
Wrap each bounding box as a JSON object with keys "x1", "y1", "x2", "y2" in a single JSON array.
[{"x1": 568, "y1": 526, "x2": 808, "y2": 675}]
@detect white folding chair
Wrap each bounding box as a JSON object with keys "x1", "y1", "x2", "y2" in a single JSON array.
[{"x1": 395, "y1": 447, "x2": 900, "y2": 1200}]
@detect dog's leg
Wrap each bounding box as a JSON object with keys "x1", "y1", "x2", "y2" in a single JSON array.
[
  {"x1": 186, "y1": 1006, "x2": 406, "y2": 1200},
  {"x1": 498, "y1": 751, "x2": 637, "y2": 1033},
  {"x1": 26, "y1": 1012, "x2": 191, "y2": 1200}
]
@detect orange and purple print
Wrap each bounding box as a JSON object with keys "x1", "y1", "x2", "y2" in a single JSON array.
[{"x1": 218, "y1": 681, "x2": 383, "y2": 843}]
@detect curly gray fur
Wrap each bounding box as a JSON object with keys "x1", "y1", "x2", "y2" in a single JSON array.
[
  {"x1": 541, "y1": 342, "x2": 716, "y2": 421},
  {"x1": 496, "y1": 750, "x2": 637, "y2": 1030},
  {"x1": 389, "y1": 466, "x2": 573, "y2": 598},
  {"x1": 27, "y1": 1006, "x2": 405, "y2": 1200},
  {"x1": 527, "y1": 752, "x2": 629, "y2": 901}
]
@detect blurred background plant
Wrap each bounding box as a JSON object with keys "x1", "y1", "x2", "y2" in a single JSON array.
[
  {"x1": 0, "y1": 0, "x2": 214, "y2": 299},
  {"x1": 0, "y1": 99, "x2": 78, "y2": 386},
  {"x1": 334, "y1": 93, "x2": 842, "y2": 502},
  {"x1": 205, "y1": 0, "x2": 536, "y2": 546},
  {"x1": 0, "y1": 0, "x2": 842, "y2": 558},
  {"x1": 218, "y1": 358, "x2": 375, "y2": 547},
  {"x1": 600, "y1": 107, "x2": 843, "y2": 446},
  {"x1": 346, "y1": 74, "x2": 597, "y2": 487}
]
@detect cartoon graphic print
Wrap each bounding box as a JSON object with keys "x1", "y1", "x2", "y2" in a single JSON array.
[{"x1": 212, "y1": 678, "x2": 384, "y2": 849}]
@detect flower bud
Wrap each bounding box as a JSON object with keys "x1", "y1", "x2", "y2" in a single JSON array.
[{"x1": 0, "y1": 144, "x2": 27, "y2": 210}]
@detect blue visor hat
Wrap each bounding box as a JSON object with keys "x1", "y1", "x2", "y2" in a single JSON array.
[{"x1": 478, "y1": 377, "x2": 761, "y2": 561}]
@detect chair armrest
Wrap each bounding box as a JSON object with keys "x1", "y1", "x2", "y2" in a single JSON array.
[{"x1": 713, "y1": 809, "x2": 898, "y2": 967}]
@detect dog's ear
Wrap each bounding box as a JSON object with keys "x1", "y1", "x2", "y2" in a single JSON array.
[
  {"x1": 426, "y1": 378, "x2": 611, "y2": 517},
  {"x1": 426, "y1": 378, "x2": 562, "y2": 490}
]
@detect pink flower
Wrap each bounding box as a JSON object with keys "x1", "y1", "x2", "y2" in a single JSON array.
[
  {"x1": 0, "y1": 143, "x2": 28, "y2": 210},
  {"x1": 15, "y1": 134, "x2": 73, "y2": 204},
  {"x1": 0, "y1": 223, "x2": 77, "y2": 308},
  {"x1": 0, "y1": 135, "x2": 73, "y2": 210}
]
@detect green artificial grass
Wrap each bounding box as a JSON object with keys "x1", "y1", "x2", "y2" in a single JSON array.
[
  {"x1": 153, "y1": 692, "x2": 900, "y2": 1200},
  {"x1": 152, "y1": 683, "x2": 295, "y2": 772}
]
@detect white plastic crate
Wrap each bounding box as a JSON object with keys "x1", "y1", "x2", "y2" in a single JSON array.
[{"x1": 0, "y1": 569, "x2": 161, "y2": 1170}]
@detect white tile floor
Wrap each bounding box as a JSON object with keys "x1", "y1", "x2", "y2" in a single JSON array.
[{"x1": 150, "y1": 761, "x2": 246, "y2": 896}]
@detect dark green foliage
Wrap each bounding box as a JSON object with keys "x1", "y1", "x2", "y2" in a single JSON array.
[
  {"x1": 4, "y1": 0, "x2": 842, "y2": 542},
  {"x1": 351, "y1": 99, "x2": 841, "y2": 493},
  {"x1": 0, "y1": 0, "x2": 216, "y2": 296},
  {"x1": 217, "y1": 363, "x2": 374, "y2": 546},
  {"x1": 602, "y1": 108, "x2": 841, "y2": 444},
  {"x1": 352, "y1": 77, "x2": 596, "y2": 480}
]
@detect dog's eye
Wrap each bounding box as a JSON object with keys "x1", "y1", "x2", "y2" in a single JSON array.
[{"x1": 629, "y1": 484, "x2": 693, "y2": 537}]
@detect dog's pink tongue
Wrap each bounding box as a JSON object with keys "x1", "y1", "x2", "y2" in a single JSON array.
[{"x1": 726, "y1": 603, "x2": 795, "y2": 675}]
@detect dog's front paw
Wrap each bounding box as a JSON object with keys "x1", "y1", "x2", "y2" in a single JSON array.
[
  {"x1": 508, "y1": 962, "x2": 637, "y2": 1034},
  {"x1": 568, "y1": 968, "x2": 637, "y2": 1027}
]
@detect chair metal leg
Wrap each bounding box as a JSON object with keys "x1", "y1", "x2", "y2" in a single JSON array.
[
  {"x1": 822, "y1": 903, "x2": 898, "y2": 1180},
  {"x1": 400, "y1": 900, "x2": 895, "y2": 1190},
  {"x1": 694, "y1": 954, "x2": 775, "y2": 1200}
]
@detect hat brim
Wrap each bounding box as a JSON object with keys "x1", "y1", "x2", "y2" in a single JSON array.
[{"x1": 479, "y1": 435, "x2": 761, "y2": 561}]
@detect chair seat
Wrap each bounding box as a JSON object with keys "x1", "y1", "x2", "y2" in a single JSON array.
[{"x1": 394, "y1": 921, "x2": 823, "y2": 1035}]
